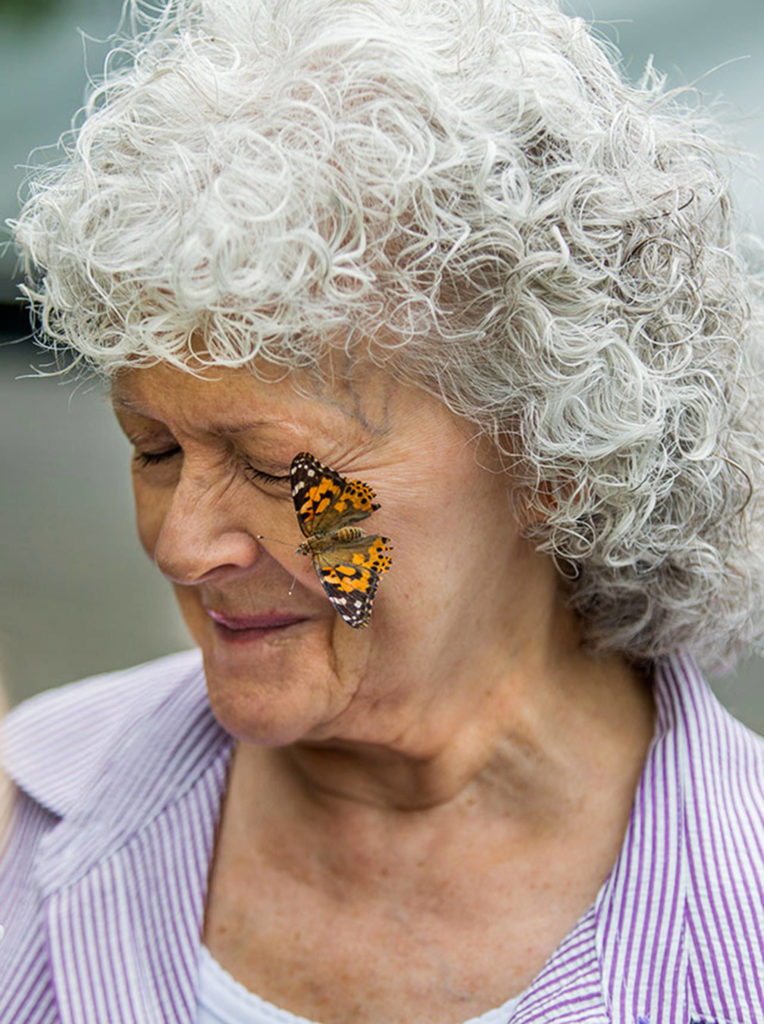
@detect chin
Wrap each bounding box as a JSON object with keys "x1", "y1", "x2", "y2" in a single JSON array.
[
  {"x1": 202, "y1": 661, "x2": 331, "y2": 746},
  {"x1": 197, "y1": 625, "x2": 351, "y2": 747},
  {"x1": 184, "y1": 597, "x2": 379, "y2": 745}
]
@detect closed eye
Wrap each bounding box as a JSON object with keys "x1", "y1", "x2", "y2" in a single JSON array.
[
  {"x1": 242, "y1": 463, "x2": 291, "y2": 487},
  {"x1": 134, "y1": 446, "x2": 181, "y2": 467}
]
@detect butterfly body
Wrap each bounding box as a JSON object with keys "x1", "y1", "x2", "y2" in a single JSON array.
[
  {"x1": 290, "y1": 452, "x2": 392, "y2": 628},
  {"x1": 296, "y1": 525, "x2": 365, "y2": 556}
]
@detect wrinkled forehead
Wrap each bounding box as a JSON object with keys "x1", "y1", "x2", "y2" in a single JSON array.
[{"x1": 109, "y1": 347, "x2": 412, "y2": 441}]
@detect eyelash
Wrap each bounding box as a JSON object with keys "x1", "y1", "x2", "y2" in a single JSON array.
[
  {"x1": 134, "y1": 446, "x2": 181, "y2": 467},
  {"x1": 242, "y1": 464, "x2": 290, "y2": 486},
  {"x1": 133, "y1": 446, "x2": 289, "y2": 487}
]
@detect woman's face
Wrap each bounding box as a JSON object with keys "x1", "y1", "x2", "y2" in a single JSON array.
[{"x1": 112, "y1": 359, "x2": 563, "y2": 750}]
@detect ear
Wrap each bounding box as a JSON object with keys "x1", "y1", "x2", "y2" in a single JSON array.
[{"x1": 519, "y1": 474, "x2": 589, "y2": 527}]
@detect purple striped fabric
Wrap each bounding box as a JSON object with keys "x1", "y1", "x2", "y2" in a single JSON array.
[{"x1": 0, "y1": 649, "x2": 762, "y2": 1024}]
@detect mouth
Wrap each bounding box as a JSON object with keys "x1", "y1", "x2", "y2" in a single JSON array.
[{"x1": 207, "y1": 610, "x2": 310, "y2": 644}]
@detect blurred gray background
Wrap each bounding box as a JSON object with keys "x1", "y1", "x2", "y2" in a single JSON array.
[{"x1": 1, "y1": 0, "x2": 762, "y2": 727}]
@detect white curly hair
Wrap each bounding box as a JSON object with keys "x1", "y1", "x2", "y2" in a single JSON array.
[{"x1": 12, "y1": 0, "x2": 764, "y2": 672}]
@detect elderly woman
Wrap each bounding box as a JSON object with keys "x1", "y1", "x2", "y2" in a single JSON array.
[{"x1": 2, "y1": 0, "x2": 763, "y2": 1022}]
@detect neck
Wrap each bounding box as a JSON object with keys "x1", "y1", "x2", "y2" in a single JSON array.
[{"x1": 229, "y1": 640, "x2": 654, "y2": 825}]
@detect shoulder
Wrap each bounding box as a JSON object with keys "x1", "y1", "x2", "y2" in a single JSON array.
[
  {"x1": 690, "y1": 687, "x2": 764, "y2": 879},
  {"x1": 2, "y1": 649, "x2": 204, "y2": 817},
  {"x1": 698, "y1": 699, "x2": 764, "y2": 880},
  {"x1": 660, "y1": 655, "x2": 764, "y2": 1004},
  {"x1": 693, "y1": 707, "x2": 764, "y2": 1008},
  {"x1": 667, "y1": 653, "x2": 763, "y2": 820},
  {"x1": 659, "y1": 652, "x2": 763, "y2": 806},
  {"x1": 0, "y1": 649, "x2": 225, "y2": 1013}
]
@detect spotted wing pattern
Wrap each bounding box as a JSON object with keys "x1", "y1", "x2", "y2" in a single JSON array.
[
  {"x1": 290, "y1": 452, "x2": 380, "y2": 538},
  {"x1": 290, "y1": 452, "x2": 392, "y2": 628}
]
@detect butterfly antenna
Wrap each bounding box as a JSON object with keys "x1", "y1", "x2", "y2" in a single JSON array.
[
  {"x1": 288, "y1": 577, "x2": 296, "y2": 597},
  {"x1": 255, "y1": 534, "x2": 291, "y2": 547}
]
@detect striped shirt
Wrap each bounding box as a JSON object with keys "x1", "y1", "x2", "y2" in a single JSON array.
[{"x1": 0, "y1": 649, "x2": 762, "y2": 1024}]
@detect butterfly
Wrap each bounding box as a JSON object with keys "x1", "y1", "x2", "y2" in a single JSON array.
[{"x1": 290, "y1": 452, "x2": 393, "y2": 628}]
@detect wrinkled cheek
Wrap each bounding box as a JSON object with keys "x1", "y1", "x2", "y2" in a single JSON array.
[
  {"x1": 136, "y1": 518, "x2": 158, "y2": 561},
  {"x1": 172, "y1": 585, "x2": 207, "y2": 646},
  {"x1": 327, "y1": 607, "x2": 383, "y2": 688},
  {"x1": 132, "y1": 480, "x2": 167, "y2": 562}
]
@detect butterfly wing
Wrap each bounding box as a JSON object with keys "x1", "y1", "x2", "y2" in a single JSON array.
[
  {"x1": 289, "y1": 452, "x2": 392, "y2": 627},
  {"x1": 290, "y1": 452, "x2": 380, "y2": 541},
  {"x1": 313, "y1": 533, "x2": 393, "y2": 629}
]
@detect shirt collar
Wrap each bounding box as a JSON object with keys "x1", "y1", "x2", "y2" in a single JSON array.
[
  {"x1": 593, "y1": 653, "x2": 693, "y2": 1024},
  {"x1": 592, "y1": 652, "x2": 763, "y2": 1024},
  {"x1": 512, "y1": 652, "x2": 762, "y2": 1024},
  {"x1": 2, "y1": 649, "x2": 211, "y2": 819}
]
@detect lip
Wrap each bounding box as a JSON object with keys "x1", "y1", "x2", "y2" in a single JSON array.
[{"x1": 206, "y1": 609, "x2": 309, "y2": 643}]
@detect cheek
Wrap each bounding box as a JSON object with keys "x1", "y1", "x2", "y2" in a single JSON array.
[
  {"x1": 132, "y1": 478, "x2": 169, "y2": 558},
  {"x1": 381, "y1": 478, "x2": 514, "y2": 602},
  {"x1": 173, "y1": 584, "x2": 207, "y2": 642}
]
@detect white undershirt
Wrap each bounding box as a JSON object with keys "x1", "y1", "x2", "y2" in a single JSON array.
[{"x1": 197, "y1": 946, "x2": 523, "y2": 1024}]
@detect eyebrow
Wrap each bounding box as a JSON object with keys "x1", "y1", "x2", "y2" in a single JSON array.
[
  {"x1": 111, "y1": 394, "x2": 149, "y2": 415},
  {"x1": 207, "y1": 422, "x2": 273, "y2": 437}
]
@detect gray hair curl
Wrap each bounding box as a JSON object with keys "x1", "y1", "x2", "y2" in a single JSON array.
[{"x1": 12, "y1": 0, "x2": 764, "y2": 671}]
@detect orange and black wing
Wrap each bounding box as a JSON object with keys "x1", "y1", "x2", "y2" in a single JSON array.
[
  {"x1": 314, "y1": 534, "x2": 393, "y2": 628},
  {"x1": 290, "y1": 452, "x2": 380, "y2": 540}
]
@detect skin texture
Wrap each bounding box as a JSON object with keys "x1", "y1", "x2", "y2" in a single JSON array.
[{"x1": 112, "y1": 357, "x2": 655, "y2": 1024}]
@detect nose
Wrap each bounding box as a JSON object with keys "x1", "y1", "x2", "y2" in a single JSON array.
[{"x1": 149, "y1": 471, "x2": 262, "y2": 585}]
